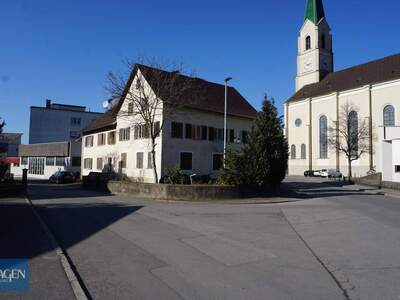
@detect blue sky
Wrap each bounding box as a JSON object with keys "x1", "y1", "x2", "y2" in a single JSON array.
[{"x1": 1, "y1": 0, "x2": 400, "y2": 143}]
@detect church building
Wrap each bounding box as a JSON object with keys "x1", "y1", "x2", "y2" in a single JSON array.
[{"x1": 285, "y1": 0, "x2": 400, "y2": 182}]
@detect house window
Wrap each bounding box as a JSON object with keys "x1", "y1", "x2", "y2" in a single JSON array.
[
  {"x1": 229, "y1": 129, "x2": 235, "y2": 143},
  {"x1": 319, "y1": 115, "x2": 328, "y2": 159},
  {"x1": 135, "y1": 79, "x2": 141, "y2": 90},
  {"x1": 136, "y1": 152, "x2": 144, "y2": 169},
  {"x1": 97, "y1": 158, "x2": 103, "y2": 170},
  {"x1": 383, "y1": 105, "x2": 395, "y2": 127},
  {"x1": 28, "y1": 158, "x2": 45, "y2": 175},
  {"x1": 301, "y1": 144, "x2": 306, "y2": 159},
  {"x1": 71, "y1": 117, "x2": 81, "y2": 126},
  {"x1": 128, "y1": 102, "x2": 134, "y2": 115},
  {"x1": 147, "y1": 152, "x2": 153, "y2": 169},
  {"x1": 291, "y1": 145, "x2": 296, "y2": 159},
  {"x1": 71, "y1": 157, "x2": 81, "y2": 167},
  {"x1": 185, "y1": 124, "x2": 193, "y2": 139},
  {"x1": 201, "y1": 126, "x2": 208, "y2": 140},
  {"x1": 395, "y1": 166, "x2": 400, "y2": 173},
  {"x1": 213, "y1": 154, "x2": 223, "y2": 171},
  {"x1": 180, "y1": 152, "x2": 192, "y2": 170},
  {"x1": 306, "y1": 36, "x2": 311, "y2": 50},
  {"x1": 108, "y1": 131, "x2": 116, "y2": 145},
  {"x1": 119, "y1": 128, "x2": 131, "y2": 141},
  {"x1": 171, "y1": 122, "x2": 183, "y2": 138},
  {"x1": 70, "y1": 131, "x2": 80, "y2": 139},
  {"x1": 56, "y1": 157, "x2": 65, "y2": 166},
  {"x1": 349, "y1": 111, "x2": 359, "y2": 158},
  {"x1": 242, "y1": 131, "x2": 248, "y2": 144},
  {"x1": 208, "y1": 127, "x2": 217, "y2": 141},
  {"x1": 85, "y1": 136, "x2": 94, "y2": 147},
  {"x1": 21, "y1": 157, "x2": 28, "y2": 165},
  {"x1": 97, "y1": 133, "x2": 106, "y2": 146},
  {"x1": 46, "y1": 157, "x2": 55, "y2": 166},
  {"x1": 120, "y1": 153, "x2": 127, "y2": 169},
  {"x1": 84, "y1": 158, "x2": 93, "y2": 170}
]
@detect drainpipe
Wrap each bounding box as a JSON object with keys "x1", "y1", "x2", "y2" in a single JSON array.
[{"x1": 368, "y1": 84, "x2": 373, "y2": 170}]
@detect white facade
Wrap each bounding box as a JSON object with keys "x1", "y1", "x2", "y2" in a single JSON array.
[
  {"x1": 81, "y1": 69, "x2": 255, "y2": 183},
  {"x1": 29, "y1": 100, "x2": 103, "y2": 144},
  {"x1": 286, "y1": 80, "x2": 400, "y2": 180}
]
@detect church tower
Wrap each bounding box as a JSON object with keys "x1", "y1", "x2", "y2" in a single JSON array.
[{"x1": 296, "y1": 0, "x2": 333, "y2": 91}]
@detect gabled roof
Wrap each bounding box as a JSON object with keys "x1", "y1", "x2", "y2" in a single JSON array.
[
  {"x1": 83, "y1": 65, "x2": 257, "y2": 134},
  {"x1": 305, "y1": 0, "x2": 326, "y2": 24},
  {"x1": 287, "y1": 53, "x2": 400, "y2": 103}
]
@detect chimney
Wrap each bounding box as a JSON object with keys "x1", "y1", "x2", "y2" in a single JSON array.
[{"x1": 46, "y1": 99, "x2": 51, "y2": 108}]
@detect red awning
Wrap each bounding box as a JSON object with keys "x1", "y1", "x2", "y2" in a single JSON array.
[{"x1": 0, "y1": 157, "x2": 20, "y2": 165}]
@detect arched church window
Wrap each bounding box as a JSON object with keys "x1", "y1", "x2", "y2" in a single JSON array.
[
  {"x1": 306, "y1": 36, "x2": 311, "y2": 50},
  {"x1": 291, "y1": 145, "x2": 296, "y2": 159},
  {"x1": 319, "y1": 115, "x2": 328, "y2": 159},
  {"x1": 321, "y1": 34, "x2": 326, "y2": 49},
  {"x1": 301, "y1": 144, "x2": 306, "y2": 159},
  {"x1": 383, "y1": 105, "x2": 395, "y2": 127},
  {"x1": 349, "y1": 111, "x2": 359, "y2": 158}
]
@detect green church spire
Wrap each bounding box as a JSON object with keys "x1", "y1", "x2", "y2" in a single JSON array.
[{"x1": 304, "y1": 0, "x2": 326, "y2": 24}]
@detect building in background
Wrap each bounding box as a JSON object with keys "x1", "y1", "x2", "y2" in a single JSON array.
[
  {"x1": 0, "y1": 133, "x2": 22, "y2": 157},
  {"x1": 29, "y1": 99, "x2": 103, "y2": 144},
  {"x1": 11, "y1": 141, "x2": 81, "y2": 179},
  {"x1": 285, "y1": 0, "x2": 400, "y2": 182}
]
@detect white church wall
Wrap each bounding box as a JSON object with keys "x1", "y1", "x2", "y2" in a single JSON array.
[{"x1": 287, "y1": 99, "x2": 310, "y2": 175}]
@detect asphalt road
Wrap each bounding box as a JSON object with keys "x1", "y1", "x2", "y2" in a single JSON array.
[{"x1": 27, "y1": 178, "x2": 400, "y2": 300}]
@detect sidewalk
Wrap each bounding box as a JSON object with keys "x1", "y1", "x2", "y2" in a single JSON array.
[
  {"x1": 0, "y1": 197, "x2": 75, "y2": 300},
  {"x1": 351, "y1": 184, "x2": 400, "y2": 199}
]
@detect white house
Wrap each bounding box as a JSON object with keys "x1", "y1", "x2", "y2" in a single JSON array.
[
  {"x1": 285, "y1": 0, "x2": 400, "y2": 182},
  {"x1": 29, "y1": 100, "x2": 103, "y2": 144},
  {"x1": 81, "y1": 64, "x2": 257, "y2": 183}
]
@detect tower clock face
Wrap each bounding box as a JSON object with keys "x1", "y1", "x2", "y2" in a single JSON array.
[{"x1": 303, "y1": 58, "x2": 313, "y2": 73}]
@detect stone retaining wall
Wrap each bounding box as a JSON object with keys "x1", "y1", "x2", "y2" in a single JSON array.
[
  {"x1": 353, "y1": 173, "x2": 382, "y2": 188},
  {"x1": 107, "y1": 181, "x2": 242, "y2": 201}
]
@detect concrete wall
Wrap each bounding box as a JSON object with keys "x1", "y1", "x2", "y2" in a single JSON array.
[
  {"x1": 107, "y1": 181, "x2": 241, "y2": 201},
  {"x1": 29, "y1": 107, "x2": 102, "y2": 144}
]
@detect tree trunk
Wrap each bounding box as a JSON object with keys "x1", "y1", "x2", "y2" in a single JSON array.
[
  {"x1": 348, "y1": 157, "x2": 352, "y2": 182},
  {"x1": 150, "y1": 138, "x2": 158, "y2": 184}
]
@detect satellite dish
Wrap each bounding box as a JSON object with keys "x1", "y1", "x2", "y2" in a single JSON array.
[{"x1": 102, "y1": 100, "x2": 110, "y2": 109}]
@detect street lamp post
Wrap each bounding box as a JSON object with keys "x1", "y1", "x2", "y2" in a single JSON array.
[{"x1": 223, "y1": 77, "x2": 232, "y2": 167}]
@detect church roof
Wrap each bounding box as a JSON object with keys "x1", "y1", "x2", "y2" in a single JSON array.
[
  {"x1": 287, "y1": 53, "x2": 400, "y2": 103},
  {"x1": 83, "y1": 65, "x2": 257, "y2": 134},
  {"x1": 305, "y1": 0, "x2": 326, "y2": 24}
]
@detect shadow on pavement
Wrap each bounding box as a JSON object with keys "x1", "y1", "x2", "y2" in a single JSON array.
[
  {"x1": 278, "y1": 179, "x2": 382, "y2": 200},
  {"x1": 28, "y1": 183, "x2": 111, "y2": 200}
]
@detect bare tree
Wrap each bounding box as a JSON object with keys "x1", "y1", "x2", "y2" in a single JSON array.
[
  {"x1": 328, "y1": 102, "x2": 374, "y2": 180},
  {"x1": 106, "y1": 58, "x2": 202, "y2": 183}
]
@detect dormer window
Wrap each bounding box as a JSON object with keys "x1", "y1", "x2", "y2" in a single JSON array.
[{"x1": 305, "y1": 36, "x2": 311, "y2": 50}]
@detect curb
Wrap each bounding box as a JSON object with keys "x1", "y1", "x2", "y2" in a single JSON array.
[{"x1": 24, "y1": 196, "x2": 88, "y2": 300}]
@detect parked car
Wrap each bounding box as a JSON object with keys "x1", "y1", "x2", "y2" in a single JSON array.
[
  {"x1": 328, "y1": 169, "x2": 343, "y2": 178},
  {"x1": 49, "y1": 171, "x2": 76, "y2": 184},
  {"x1": 313, "y1": 170, "x2": 322, "y2": 177},
  {"x1": 320, "y1": 169, "x2": 329, "y2": 178},
  {"x1": 304, "y1": 170, "x2": 314, "y2": 177}
]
